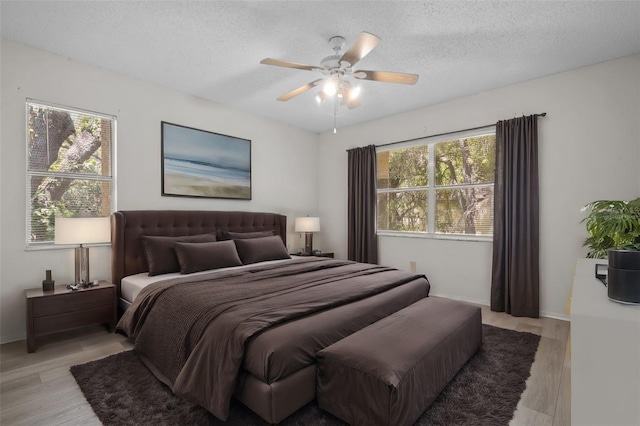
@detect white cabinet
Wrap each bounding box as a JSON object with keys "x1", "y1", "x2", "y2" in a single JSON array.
[{"x1": 571, "y1": 258, "x2": 640, "y2": 426}]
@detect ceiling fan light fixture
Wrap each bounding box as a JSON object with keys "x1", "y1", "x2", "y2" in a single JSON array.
[
  {"x1": 260, "y1": 31, "x2": 419, "y2": 132},
  {"x1": 349, "y1": 85, "x2": 361, "y2": 100},
  {"x1": 323, "y1": 80, "x2": 337, "y2": 96},
  {"x1": 316, "y1": 91, "x2": 327, "y2": 104}
]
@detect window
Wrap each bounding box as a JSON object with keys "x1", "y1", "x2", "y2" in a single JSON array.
[
  {"x1": 376, "y1": 130, "x2": 495, "y2": 238},
  {"x1": 26, "y1": 100, "x2": 115, "y2": 246}
]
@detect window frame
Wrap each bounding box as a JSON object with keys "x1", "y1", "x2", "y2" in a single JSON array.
[
  {"x1": 25, "y1": 99, "x2": 117, "y2": 249},
  {"x1": 376, "y1": 126, "x2": 496, "y2": 242}
]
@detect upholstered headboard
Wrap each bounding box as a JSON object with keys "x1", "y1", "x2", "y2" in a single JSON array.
[{"x1": 111, "y1": 210, "x2": 287, "y2": 299}]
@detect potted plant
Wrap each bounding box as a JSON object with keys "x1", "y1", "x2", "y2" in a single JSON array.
[{"x1": 581, "y1": 198, "x2": 640, "y2": 259}]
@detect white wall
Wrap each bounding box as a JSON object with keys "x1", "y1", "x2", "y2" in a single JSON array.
[
  {"x1": 0, "y1": 39, "x2": 319, "y2": 343},
  {"x1": 2, "y1": 40, "x2": 638, "y2": 343},
  {"x1": 318, "y1": 54, "x2": 640, "y2": 319}
]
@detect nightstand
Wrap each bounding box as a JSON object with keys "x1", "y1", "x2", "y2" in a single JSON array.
[
  {"x1": 25, "y1": 281, "x2": 116, "y2": 353},
  {"x1": 294, "y1": 252, "x2": 335, "y2": 258},
  {"x1": 314, "y1": 252, "x2": 334, "y2": 258}
]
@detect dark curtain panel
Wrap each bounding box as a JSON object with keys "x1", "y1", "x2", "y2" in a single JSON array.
[
  {"x1": 491, "y1": 115, "x2": 540, "y2": 318},
  {"x1": 347, "y1": 145, "x2": 378, "y2": 264}
]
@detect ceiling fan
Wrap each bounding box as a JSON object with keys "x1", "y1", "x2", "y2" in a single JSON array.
[{"x1": 260, "y1": 32, "x2": 419, "y2": 110}]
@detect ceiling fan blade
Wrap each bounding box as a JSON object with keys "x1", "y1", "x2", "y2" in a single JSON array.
[
  {"x1": 277, "y1": 79, "x2": 324, "y2": 101},
  {"x1": 339, "y1": 32, "x2": 380, "y2": 68},
  {"x1": 353, "y1": 70, "x2": 419, "y2": 85},
  {"x1": 260, "y1": 58, "x2": 323, "y2": 72}
]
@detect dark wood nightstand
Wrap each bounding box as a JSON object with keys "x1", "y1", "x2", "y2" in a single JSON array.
[
  {"x1": 294, "y1": 252, "x2": 334, "y2": 258},
  {"x1": 25, "y1": 281, "x2": 117, "y2": 353},
  {"x1": 314, "y1": 252, "x2": 334, "y2": 258}
]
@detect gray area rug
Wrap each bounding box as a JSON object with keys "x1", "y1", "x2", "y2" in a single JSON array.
[{"x1": 70, "y1": 324, "x2": 540, "y2": 426}]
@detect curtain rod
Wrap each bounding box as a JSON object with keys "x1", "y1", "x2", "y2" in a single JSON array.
[{"x1": 374, "y1": 112, "x2": 547, "y2": 149}]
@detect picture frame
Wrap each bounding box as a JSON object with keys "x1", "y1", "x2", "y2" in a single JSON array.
[{"x1": 161, "y1": 121, "x2": 251, "y2": 200}]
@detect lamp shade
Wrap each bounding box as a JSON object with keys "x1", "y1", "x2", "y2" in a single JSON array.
[
  {"x1": 54, "y1": 217, "x2": 111, "y2": 245},
  {"x1": 295, "y1": 217, "x2": 320, "y2": 233}
]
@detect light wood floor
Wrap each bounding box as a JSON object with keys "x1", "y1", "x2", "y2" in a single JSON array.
[{"x1": 0, "y1": 304, "x2": 570, "y2": 426}]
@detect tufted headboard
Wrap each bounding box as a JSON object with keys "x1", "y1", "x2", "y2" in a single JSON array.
[{"x1": 111, "y1": 210, "x2": 287, "y2": 299}]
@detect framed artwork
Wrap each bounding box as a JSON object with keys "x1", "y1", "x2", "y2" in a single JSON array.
[{"x1": 161, "y1": 121, "x2": 251, "y2": 200}]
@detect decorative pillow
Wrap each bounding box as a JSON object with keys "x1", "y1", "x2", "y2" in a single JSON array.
[
  {"x1": 234, "y1": 235, "x2": 291, "y2": 265},
  {"x1": 141, "y1": 233, "x2": 217, "y2": 276},
  {"x1": 174, "y1": 240, "x2": 242, "y2": 274},
  {"x1": 218, "y1": 229, "x2": 276, "y2": 241}
]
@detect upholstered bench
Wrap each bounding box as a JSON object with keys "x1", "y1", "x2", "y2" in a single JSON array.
[{"x1": 316, "y1": 297, "x2": 482, "y2": 426}]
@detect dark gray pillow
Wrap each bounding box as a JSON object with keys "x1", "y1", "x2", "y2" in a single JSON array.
[
  {"x1": 218, "y1": 229, "x2": 275, "y2": 241},
  {"x1": 234, "y1": 235, "x2": 291, "y2": 265},
  {"x1": 141, "y1": 233, "x2": 217, "y2": 276},
  {"x1": 174, "y1": 240, "x2": 242, "y2": 274}
]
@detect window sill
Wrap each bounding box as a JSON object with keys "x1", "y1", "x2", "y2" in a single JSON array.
[
  {"x1": 25, "y1": 242, "x2": 112, "y2": 252},
  {"x1": 377, "y1": 231, "x2": 492, "y2": 243}
]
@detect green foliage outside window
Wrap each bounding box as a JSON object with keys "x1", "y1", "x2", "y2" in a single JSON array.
[
  {"x1": 377, "y1": 134, "x2": 495, "y2": 236},
  {"x1": 377, "y1": 190, "x2": 427, "y2": 232},
  {"x1": 27, "y1": 103, "x2": 113, "y2": 244},
  {"x1": 435, "y1": 136, "x2": 495, "y2": 185}
]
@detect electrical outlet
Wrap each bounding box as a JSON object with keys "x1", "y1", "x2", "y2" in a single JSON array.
[{"x1": 410, "y1": 261, "x2": 416, "y2": 272}]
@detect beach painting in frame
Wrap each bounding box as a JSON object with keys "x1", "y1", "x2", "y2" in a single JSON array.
[{"x1": 161, "y1": 122, "x2": 251, "y2": 200}]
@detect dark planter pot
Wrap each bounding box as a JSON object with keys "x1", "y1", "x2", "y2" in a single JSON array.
[
  {"x1": 607, "y1": 249, "x2": 640, "y2": 304},
  {"x1": 608, "y1": 249, "x2": 640, "y2": 270}
]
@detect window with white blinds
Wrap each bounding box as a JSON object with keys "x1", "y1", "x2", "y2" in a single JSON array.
[
  {"x1": 26, "y1": 100, "x2": 115, "y2": 246},
  {"x1": 376, "y1": 129, "x2": 495, "y2": 239}
]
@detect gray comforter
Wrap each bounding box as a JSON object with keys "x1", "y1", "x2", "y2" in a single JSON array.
[{"x1": 117, "y1": 257, "x2": 428, "y2": 420}]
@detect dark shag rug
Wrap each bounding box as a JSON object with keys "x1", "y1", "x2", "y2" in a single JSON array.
[{"x1": 70, "y1": 325, "x2": 539, "y2": 426}]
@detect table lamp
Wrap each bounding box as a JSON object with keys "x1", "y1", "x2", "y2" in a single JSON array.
[
  {"x1": 55, "y1": 217, "x2": 111, "y2": 286},
  {"x1": 295, "y1": 217, "x2": 320, "y2": 255}
]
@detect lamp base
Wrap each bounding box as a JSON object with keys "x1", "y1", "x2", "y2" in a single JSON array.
[
  {"x1": 74, "y1": 245, "x2": 90, "y2": 286},
  {"x1": 304, "y1": 233, "x2": 314, "y2": 255}
]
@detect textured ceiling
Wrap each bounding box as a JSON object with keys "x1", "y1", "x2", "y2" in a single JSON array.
[{"x1": 2, "y1": 1, "x2": 639, "y2": 133}]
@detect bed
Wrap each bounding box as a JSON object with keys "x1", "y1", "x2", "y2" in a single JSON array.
[{"x1": 112, "y1": 210, "x2": 430, "y2": 423}]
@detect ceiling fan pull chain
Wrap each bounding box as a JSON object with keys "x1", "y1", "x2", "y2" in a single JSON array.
[{"x1": 333, "y1": 94, "x2": 338, "y2": 134}]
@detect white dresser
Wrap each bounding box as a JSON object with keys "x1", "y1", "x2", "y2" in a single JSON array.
[{"x1": 571, "y1": 258, "x2": 640, "y2": 426}]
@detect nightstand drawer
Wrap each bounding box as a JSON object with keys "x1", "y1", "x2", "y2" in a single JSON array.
[
  {"x1": 32, "y1": 287, "x2": 112, "y2": 317},
  {"x1": 33, "y1": 305, "x2": 113, "y2": 336}
]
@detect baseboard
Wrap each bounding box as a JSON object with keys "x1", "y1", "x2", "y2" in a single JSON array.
[
  {"x1": 429, "y1": 291, "x2": 490, "y2": 308},
  {"x1": 1, "y1": 332, "x2": 26, "y2": 345},
  {"x1": 539, "y1": 310, "x2": 570, "y2": 321}
]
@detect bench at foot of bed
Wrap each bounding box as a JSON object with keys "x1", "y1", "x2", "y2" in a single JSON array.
[{"x1": 317, "y1": 297, "x2": 482, "y2": 426}]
